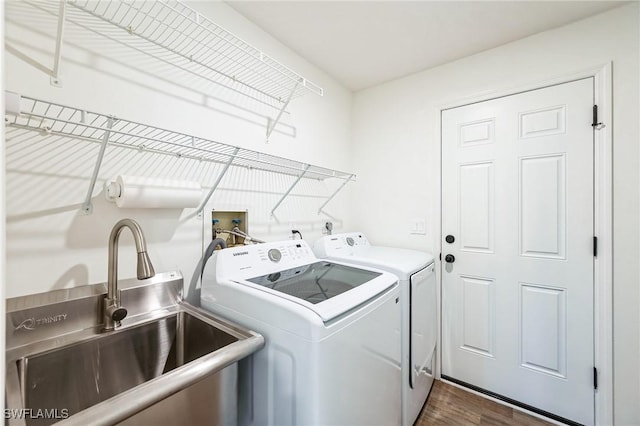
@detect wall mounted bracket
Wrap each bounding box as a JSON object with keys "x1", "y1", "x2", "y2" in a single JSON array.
[
  {"x1": 271, "y1": 164, "x2": 311, "y2": 216},
  {"x1": 82, "y1": 117, "x2": 115, "y2": 214},
  {"x1": 318, "y1": 174, "x2": 355, "y2": 215},
  {"x1": 266, "y1": 82, "x2": 299, "y2": 142},
  {"x1": 196, "y1": 147, "x2": 240, "y2": 215},
  {"x1": 50, "y1": 0, "x2": 67, "y2": 87}
]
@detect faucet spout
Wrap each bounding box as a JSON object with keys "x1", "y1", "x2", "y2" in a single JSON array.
[
  {"x1": 137, "y1": 251, "x2": 155, "y2": 281},
  {"x1": 105, "y1": 218, "x2": 155, "y2": 331}
]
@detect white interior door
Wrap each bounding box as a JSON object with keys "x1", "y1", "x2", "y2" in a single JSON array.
[{"x1": 441, "y1": 78, "x2": 594, "y2": 426}]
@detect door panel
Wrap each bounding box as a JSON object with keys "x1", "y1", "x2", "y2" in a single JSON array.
[
  {"x1": 461, "y1": 276, "x2": 494, "y2": 357},
  {"x1": 520, "y1": 283, "x2": 567, "y2": 377},
  {"x1": 520, "y1": 154, "x2": 566, "y2": 258},
  {"x1": 460, "y1": 162, "x2": 494, "y2": 253},
  {"x1": 441, "y1": 78, "x2": 594, "y2": 426}
]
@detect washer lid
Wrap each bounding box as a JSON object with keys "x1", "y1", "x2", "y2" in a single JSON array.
[
  {"x1": 242, "y1": 260, "x2": 397, "y2": 322},
  {"x1": 320, "y1": 246, "x2": 434, "y2": 280}
]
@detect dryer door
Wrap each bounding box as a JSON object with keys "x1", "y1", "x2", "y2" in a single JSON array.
[{"x1": 410, "y1": 263, "x2": 436, "y2": 388}]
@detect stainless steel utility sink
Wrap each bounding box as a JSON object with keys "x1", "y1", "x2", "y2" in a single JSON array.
[
  {"x1": 5, "y1": 272, "x2": 263, "y2": 426},
  {"x1": 20, "y1": 311, "x2": 237, "y2": 422}
]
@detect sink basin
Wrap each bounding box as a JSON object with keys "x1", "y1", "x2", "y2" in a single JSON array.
[
  {"x1": 19, "y1": 311, "x2": 237, "y2": 423},
  {"x1": 6, "y1": 295, "x2": 263, "y2": 426}
]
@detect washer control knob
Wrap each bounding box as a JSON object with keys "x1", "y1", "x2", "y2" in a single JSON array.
[
  {"x1": 267, "y1": 248, "x2": 282, "y2": 262},
  {"x1": 346, "y1": 237, "x2": 355, "y2": 246}
]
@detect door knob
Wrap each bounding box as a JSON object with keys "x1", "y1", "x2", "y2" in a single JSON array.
[
  {"x1": 444, "y1": 254, "x2": 455, "y2": 263},
  {"x1": 445, "y1": 235, "x2": 455, "y2": 243}
]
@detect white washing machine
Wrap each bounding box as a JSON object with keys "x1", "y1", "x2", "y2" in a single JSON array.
[
  {"x1": 201, "y1": 240, "x2": 402, "y2": 426},
  {"x1": 313, "y1": 232, "x2": 436, "y2": 426}
]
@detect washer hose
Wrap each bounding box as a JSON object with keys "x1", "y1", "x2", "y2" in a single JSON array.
[
  {"x1": 185, "y1": 238, "x2": 227, "y2": 306},
  {"x1": 201, "y1": 238, "x2": 227, "y2": 278}
]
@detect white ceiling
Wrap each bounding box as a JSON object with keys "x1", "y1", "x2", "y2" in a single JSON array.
[{"x1": 227, "y1": 1, "x2": 627, "y2": 91}]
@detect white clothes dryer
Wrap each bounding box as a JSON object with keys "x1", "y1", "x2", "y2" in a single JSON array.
[
  {"x1": 201, "y1": 240, "x2": 402, "y2": 426},
  {"x1": 313, "y1": 232, "x2": 436, "y2": 426}
]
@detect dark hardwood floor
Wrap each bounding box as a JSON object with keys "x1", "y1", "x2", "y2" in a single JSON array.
[{"x1": 415, "y1": 381, "x2": 554, "y2": 426}]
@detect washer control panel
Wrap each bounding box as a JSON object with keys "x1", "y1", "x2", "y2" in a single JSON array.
[
  {"x1": 215, "y1": 240, "x2": 317, "y2": 279},
  {"x1": 342, "y1": 233, "x2": 369, "y2": 247},
  {"x1": 257, "y1": 242, "x2": 313, "y2": 264}
]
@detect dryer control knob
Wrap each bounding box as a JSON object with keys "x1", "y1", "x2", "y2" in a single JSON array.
[
  {"x1": 268, "y1": 249, "x2": 282, "y2": 262},
  {"x1": 346, "y1": 237, "x2": 355, "y2": 246}
]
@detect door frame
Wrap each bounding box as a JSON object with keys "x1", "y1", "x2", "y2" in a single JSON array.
[{"x1": 435, "y1": 63, "x2": 613, "y2": 425}]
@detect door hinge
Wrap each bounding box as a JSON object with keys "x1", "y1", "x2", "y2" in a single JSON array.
[
  {"x1": 593, "y1": 236, "x2": 598, "y2": 257},
  {"x1": 592, "y1": 105, "x2": 605, "y2": 130},
  {"x1": 439, "y1": 253, "x2": 442, "y2": 261},
  {"x1": 594, "y1": 367, "x2": 598, "y2": 390}
]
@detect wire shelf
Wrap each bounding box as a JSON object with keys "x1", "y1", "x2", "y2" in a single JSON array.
[
  {"x1": 7, "y1": 95, "x2": 352, "y2": 182},
  {"x1": 66, "y1": 0, "x2": 323, "y2": 106}
]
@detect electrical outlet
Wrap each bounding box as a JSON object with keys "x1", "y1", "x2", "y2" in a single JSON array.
[{"x1": 322, "y1": 221, "x2": 333, "y2": 235}]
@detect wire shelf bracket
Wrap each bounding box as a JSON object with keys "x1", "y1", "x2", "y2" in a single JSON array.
[
  {"x1": 50, "y1": 0, "x2": 68, "y2": 87},
  {"x1": 271, "y1": 164, "x2": 311, "y2": 217},
  {"x1": 266, "y1": 81, "x2": 298, "y2": 142},
  {"x1": 82, "y1": 116, "x2": 115, "y2": 214},
  {"x1": 318, "y1": 173, "x2": 355, "y2": 215},
  {"x1": 196, "y1": 147, "x2": 239, "y2": 215}
]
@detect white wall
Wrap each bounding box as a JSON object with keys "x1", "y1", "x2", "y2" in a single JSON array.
[
  {"x1": 4, "y1": 1, "x2": 354, "y2": 299},
  {"x1": 351, "y1": 4, "x2": 639, "y2": 425}
]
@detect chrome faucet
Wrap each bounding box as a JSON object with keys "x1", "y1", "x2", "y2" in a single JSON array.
[{"x1": 104, "y1": 218, "x2": 155, "y2": 331}]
